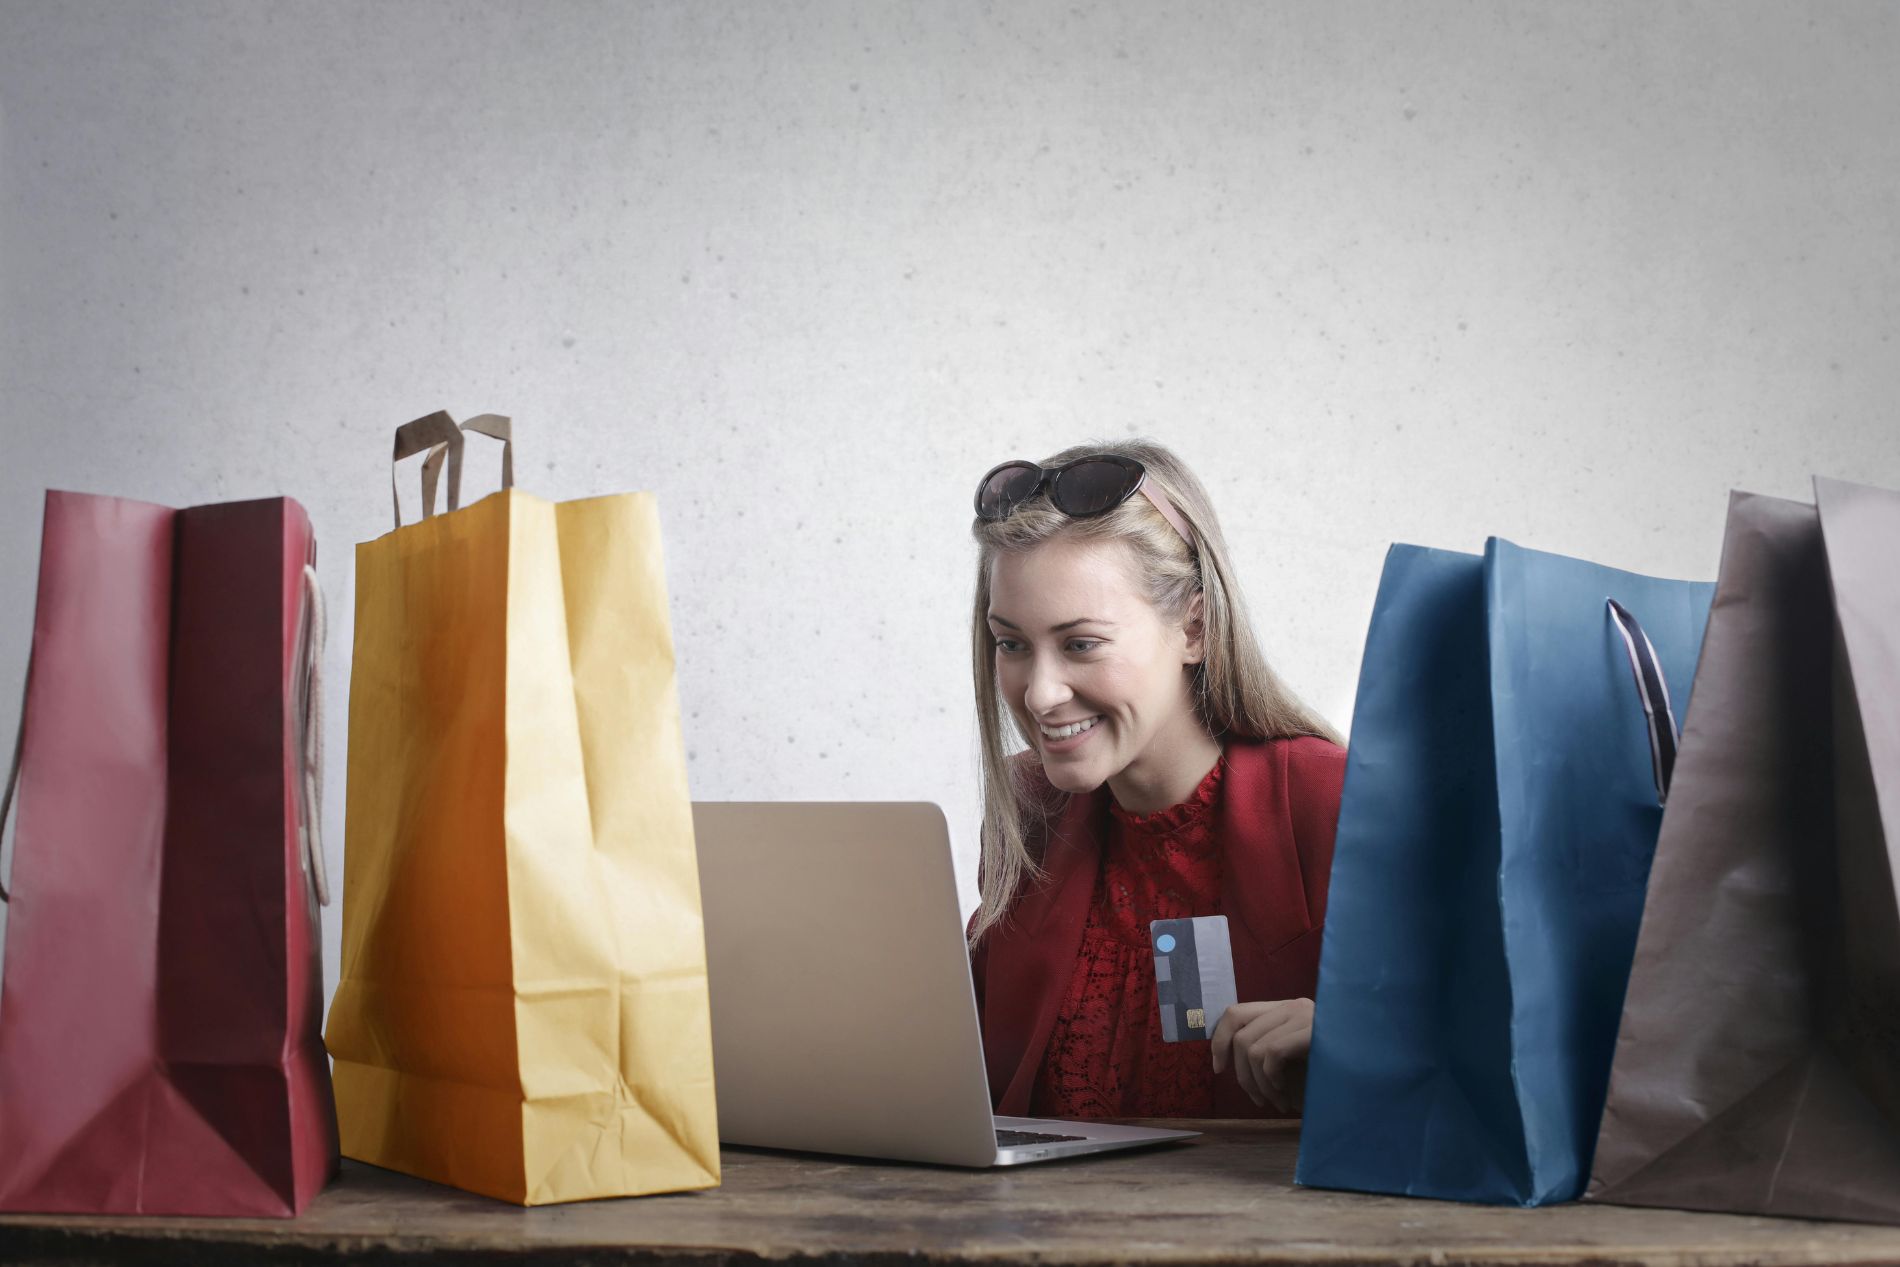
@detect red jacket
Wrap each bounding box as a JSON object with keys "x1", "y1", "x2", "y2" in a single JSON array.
[{"x1": 969, "y1": 735, "x2": 1348, "y2": 1117}]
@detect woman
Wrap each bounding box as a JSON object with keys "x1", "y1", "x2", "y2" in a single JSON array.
[{"x1": 966, "y1": 440, "x2": 1346, "y2": 1119}]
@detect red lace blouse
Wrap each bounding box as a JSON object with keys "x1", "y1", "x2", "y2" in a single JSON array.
[
  {"x1": 970, "y1": 735, "x2": 1346, "y2": 1120},
  {"x1": 1030, "y1": 757, "x2": 1230, "y2": 1119}
]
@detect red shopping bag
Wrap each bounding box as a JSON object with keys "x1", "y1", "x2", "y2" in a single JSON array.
[{"x1": 0, "y1": 491, "x2": 338, "y2": 1216}]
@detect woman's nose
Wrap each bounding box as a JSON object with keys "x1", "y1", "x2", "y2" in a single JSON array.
[{"x1": 1022, "y1": 656, "x2": 1072, "y2": 715}]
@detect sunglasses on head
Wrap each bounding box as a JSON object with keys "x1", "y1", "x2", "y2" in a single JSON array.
[{"x1": 974, "y1": 455, "x2": 1195, "y2": 545}]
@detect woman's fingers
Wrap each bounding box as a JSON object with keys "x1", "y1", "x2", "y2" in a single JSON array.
[
  {"x1": 1207, "y1": 999, "x2": 1316, "y2": 1112},
  {"x1": 1223, "y1": 1003, "x2": 1295, "y2": 1107},
  {"x1": 1209, "y1": 1010, "x2": 1235, "y2": 1076},
  {"x1": 1231, "y1": 1039, "x2": 1264, "y2": 1106},
  {"x1": 1243, "y1": 1004, "x2": 1314, "y2": 1114},
  {"x1": 1247, "y1": 1025, "x2": 1298, "y2": 1105},
  {"x1": 1208, "y1": 1002, "x2": 1270, "y2": 1075},
  {"x1": 1236, "y1": 1011, "x2": 1298, "y2": 1111}
]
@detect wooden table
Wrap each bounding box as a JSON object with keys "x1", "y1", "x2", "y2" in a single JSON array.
[{"x1": 4, "y1": 1122, "x2": 1899, "y2": 1266}]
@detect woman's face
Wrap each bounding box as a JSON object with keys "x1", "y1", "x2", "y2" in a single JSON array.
[{"x1": 986, "y1": 536, "x2": 1204, "y2": 794}]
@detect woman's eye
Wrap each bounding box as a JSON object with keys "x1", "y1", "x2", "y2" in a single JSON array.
[
  {"x1": 1066, "y1": 640, "x2": 1101, "y2": 654},
  {"x1": 993, "y1": 639, "x2": 1024, "y2": 655}
]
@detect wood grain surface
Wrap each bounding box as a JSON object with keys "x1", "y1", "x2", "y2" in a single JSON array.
[{"x1": 3, "y1": 1122, "x2": 1898, "y2": 1266}]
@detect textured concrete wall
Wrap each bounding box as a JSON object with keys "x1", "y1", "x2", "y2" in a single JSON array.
[{"x1": 2, "y1": 2, "x2": 1897, "y2": 1001}]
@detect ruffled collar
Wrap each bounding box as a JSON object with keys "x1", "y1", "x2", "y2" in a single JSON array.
[{"x1": 1107, "y1": 754, "x2": 1225, "y2": 836}]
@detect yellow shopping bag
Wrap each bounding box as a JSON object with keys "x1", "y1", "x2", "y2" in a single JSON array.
[{"x1": 325, "y1": 412, "x2": 719, "y2": 1204}]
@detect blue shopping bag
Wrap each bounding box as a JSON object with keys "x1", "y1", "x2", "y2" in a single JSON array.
[{"x1": 1295, "y1": 538, "x2": 1713, "y2": 1206}]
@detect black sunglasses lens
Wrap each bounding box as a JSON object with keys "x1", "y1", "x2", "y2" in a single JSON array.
[
  {"x1": 1052, "y1": 459, "x2": 1140, "y2": 517},
  {"x1": 979, "y1": 465, "x2": 1043, "y2": 518}
]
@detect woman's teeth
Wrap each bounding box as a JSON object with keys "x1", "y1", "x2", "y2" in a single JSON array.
[{"x1": 1041, "y1": 716, "x2": 1102, "y2": 741}]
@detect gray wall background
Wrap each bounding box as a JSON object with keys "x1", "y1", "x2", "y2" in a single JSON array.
[{"x1": 2, "y1": 1, "x2": 1897, "y2": 1006}]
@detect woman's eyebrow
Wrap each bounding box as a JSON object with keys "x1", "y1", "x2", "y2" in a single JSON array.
[{"x1": 987, "y1": 614, "x2": 1116, "y2": 632}]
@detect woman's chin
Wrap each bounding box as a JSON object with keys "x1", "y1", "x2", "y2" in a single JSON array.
[{"x1": 1039, "y1": 755, "x2": 1108, "y2": 794}]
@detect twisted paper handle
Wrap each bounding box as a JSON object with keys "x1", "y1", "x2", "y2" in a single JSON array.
[
  {"x1": 421, "y1": 414, "x2": 515, "y2": 516},
  {"x1": 296, "y1": 563, "x2": 331, "y2": 907},
  {"x1": 392, "y1": 411, "x2": 465, "y2": 527},
  {"x1": 1607, "y1": 597, "x2": 1684, "y2": 807},
  {"x1": 0, "y1": 660, "x2": 22, "y2": 904}
]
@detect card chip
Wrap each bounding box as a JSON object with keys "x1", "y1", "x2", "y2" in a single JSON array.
[{"x1": 1187, "y1": 1008, "x2": 1205, "y2": 1031}]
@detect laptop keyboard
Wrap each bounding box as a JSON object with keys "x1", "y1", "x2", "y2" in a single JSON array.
[{"x1": 996, "y1": 1128, "x2": 1088, "y2": 1147}]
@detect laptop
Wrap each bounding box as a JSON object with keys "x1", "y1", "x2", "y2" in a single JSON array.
[{"x1": 692, "y1": 801, "x2": 1199, "y2": 1166}]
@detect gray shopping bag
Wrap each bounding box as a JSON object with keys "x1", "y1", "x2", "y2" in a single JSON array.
[{"x1": 1587, "y1": 477, "x2": 1900, "y2": 1223}]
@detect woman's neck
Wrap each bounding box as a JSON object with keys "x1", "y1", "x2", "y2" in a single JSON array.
[{"x1": 1107, "y1": 722, "x2": 1224, "y2": 816}]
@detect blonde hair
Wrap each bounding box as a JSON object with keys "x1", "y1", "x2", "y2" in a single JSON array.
[{"x1": 968, "y1": 439, "x2": 1341, "y2": 944}]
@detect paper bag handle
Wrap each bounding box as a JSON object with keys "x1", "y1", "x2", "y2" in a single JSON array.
[
  {"x1": 1607, "y1": 598, "x2": 1683, "y2": 807},
  {"x1": 0, "y1": 658, "x2": 23, "y2": 904},
  {"x1": 421, "y1": 414, "x2": 514, "y2": 518},
  {"x1": 392, "y1": 411, "x2": 465, "y2": 527},
  {"x1": 293, "y1": 564, "x2": 331, "y2": 907}
]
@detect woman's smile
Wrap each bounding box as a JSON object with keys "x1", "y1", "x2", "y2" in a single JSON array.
[{"x1": 1038, "y1": 714, "x2": 1104, "y2": 751}]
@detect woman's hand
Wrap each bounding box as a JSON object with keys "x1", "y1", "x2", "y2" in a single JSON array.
[{"x1": 1209, "y1": 998, "x2": 1313, "y2": 1113}]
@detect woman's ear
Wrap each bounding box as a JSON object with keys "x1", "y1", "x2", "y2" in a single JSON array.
[{"x1": 1183, "y1": 591, "x2": 1207, "y2": 665}]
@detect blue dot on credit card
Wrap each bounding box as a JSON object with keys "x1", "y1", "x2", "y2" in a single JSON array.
[{"x1": 1156, "y1": 933, "x2": 1176, "y2": 953}]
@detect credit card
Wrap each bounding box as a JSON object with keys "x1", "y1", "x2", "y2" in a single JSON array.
[{"x1": 1151, "y1": 915, "x2": 1237, "y2": 1042}]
